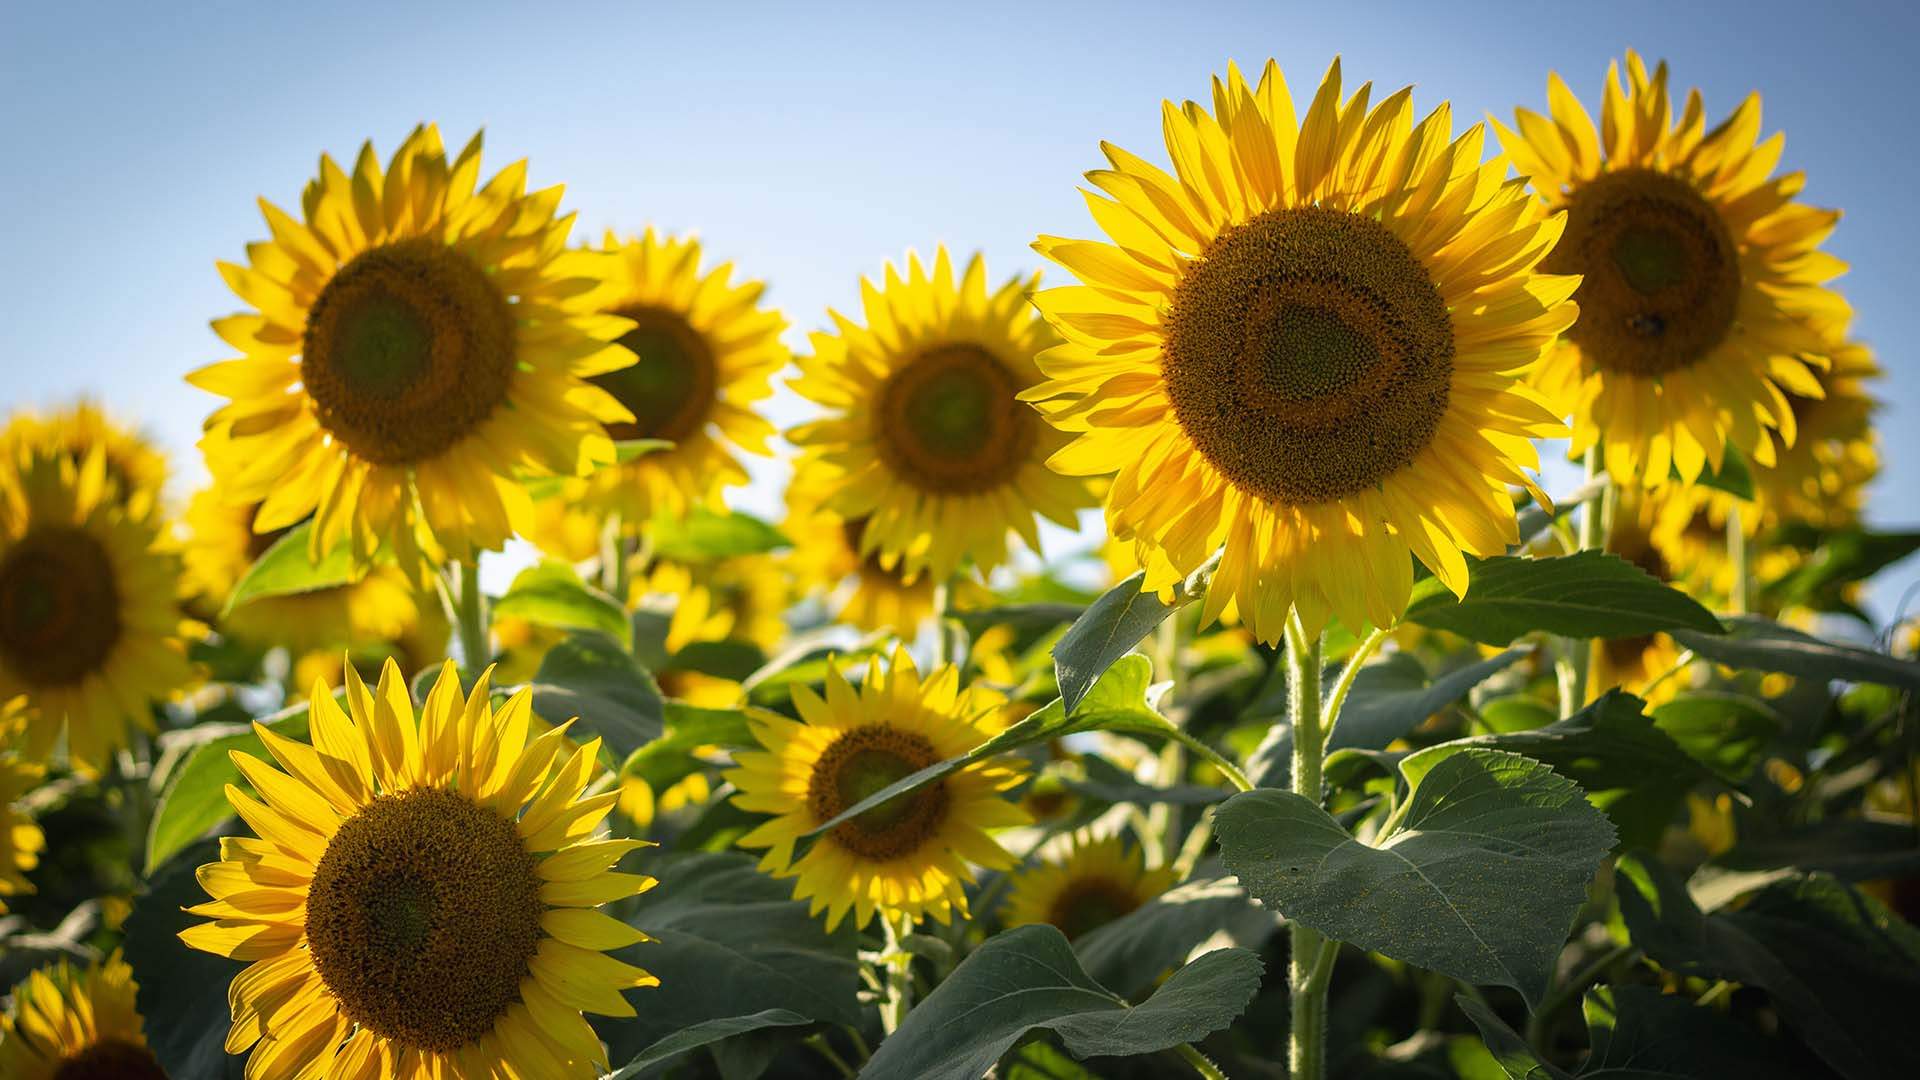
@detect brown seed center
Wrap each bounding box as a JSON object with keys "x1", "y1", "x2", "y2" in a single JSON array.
[
  {"x1": 1046, "y1": 876, "x2": 1146, "y2": 941},
  {"x1": 1162, "y1": 207, "x2": 1454, "y2": 506},
  {"x1": 875, "y1": 345, "x2": 1035, "y2": 494},
  {"x1": 806, "y1": 725, "x2": 948, "y2": 860},
  {"x1": 595, "y1": 305, "x2": 718, "y2": 443},
  {"x1": 0, "y1": 526, "x2": 121, "y2": 687},
  {"x1": 1543, "y1": 167, "x2": 1741, "y2": 377},
  {"x1": 305, "y1": 787, "x2": 544, "y2": 1053},
  {"x1": 301, "y1": 240, "x2": 515, "y2": 466},
  {"x1": 52, "y1": 1038, "x2": 169, "y2": 1080}
]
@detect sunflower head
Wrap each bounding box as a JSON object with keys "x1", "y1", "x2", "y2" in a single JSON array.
[
  {"x1": 726, "y1": 646, "x2": 1028, "y2": 930},
  {"x1": 1748, "y1": 339, "x2": 1880, "y2": 529},
  {"x1": 1023, "y1": 58, "x2": 1572, "y2": 642},
  {"x1": 0, "y1": 402, "x2": 167, "y2": 521},
  {"x1": 0, "y1": 952, "x2": 161, "y2": 1080},
  {"x1": 179, "y1": 659, "x2": 656, "y2": 1077},
  {"x1": 1498, "y1": 51, "x2": 1849, "y2": 487},
  {"x1": 188, "y1": 125, "x2": 640, "y2": 570},
  {"x1": 1002, "y1": 831, "x2": 1175, "y2": 941},
  {"x1": 0, "y1": 699, "x2": 43, "y2": 914},
  {"x1": 789, "y1": 248, "x2": 1097, "y2": 586},
  {"x1": 0, "y1": 446, "x2": 194, "y2": 774}
]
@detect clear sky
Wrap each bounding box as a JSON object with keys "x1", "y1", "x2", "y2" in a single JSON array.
[{"x1": 3, "y1": 1, "x2": 1914, "y2": 617}]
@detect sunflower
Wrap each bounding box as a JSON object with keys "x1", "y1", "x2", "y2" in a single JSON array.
[
  {"x1": 188, "y1": 124, "x2": 638, "y2": 570},
  {"x1": 726, "y1": 646, "x2": 1027, "y2": 930},
  {"x1": 0, "y1": 448, "x2": 194, "y2": 774},
  {"x1": 0, "y1": 952, "x2": 163, "y2": 1080},
  {"x1": 573, "y1": 229, "x2": 787, "y2": 524},
  {"x1": 1500, "y1": 52, "x2": 1848, "y2": 488},
  {"x1": 1746, "y1": 339, "x2": 1880, "y2": 529},
  {"x1": 641, "y1": 555, "x2": 789, "y2": 656},
  {"x1": 0, "y1": 699, "x2": 43, "y2": 915},
  {"x1": 181, "y1": 489, "x2": 440, "y2": 660},
  {"x1": 1022, "y1": 59, "x2": 1572, "y2": 642},
  {"x1": 1589, "y1": 491, "x2": 1699, "y2": 704},
  {"x1": 789, "y1": 248, "x2": 1095, "y2": 587},
  {"x1": 0, "y1": 402, "x2": 168, "y2": 521},
  {"x1": 179, "y1": 660, "x2": 657, "y2": 1078},
  {"x1": 1002, "y1": 831, "x2": 1175, "y2": 941}
]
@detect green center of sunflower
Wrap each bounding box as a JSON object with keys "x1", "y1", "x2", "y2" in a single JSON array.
[
  {"x1": 595, "y1": 305, "x2": 718, "y2": 443},
  {"x1": 876, "y1": 345, "x2": 1035, "y2": 495},
  {"x1": 301, "y1": 239, "x2": 515, "y2": 466},
  {"x1": 0, "y1": 526, "x2": 122, "y2": 688},
  {"x1": 1046, "y1": 876, "x2": 1144, "y2": 941},
  {"x1": 306, "y1": 787, "x2": 544, "y2": 1054},
  {"x1": 1163, "y1": 207, "x2": 1455, "y2": 506},
  {"x1": 1544, "y1": 167, "x2": 1741, "y2": 377},
  {"x1": 807, "y1": 725, "x2": 948, "y2": 860},
  {"x1": 52, "y1": 1038, "x2": 168, "y2": 1080}
]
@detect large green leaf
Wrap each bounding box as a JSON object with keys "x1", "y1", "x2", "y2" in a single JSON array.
[
  {"x1": 1648, "y1": 693, "x2": 1782, "y2": 781},
  {"x1": 1218, "y1": 748, "x2": 1616, "y2": 1007},
  {"x1": 598, "y1": 852, "x2": 861, "y2": 1062},
  {"x1": 221, "y1": 520, "x2": 359, "y2": 616},
  {"x1": 605, "y1": 1009, "x2": 814, "y2": 1080},
  {"x1": 1764, "y1": 525, "x2": 1920, "y2": 618},
  {"x1": 527, "y1": 631, "x2": 665, "y2": 760},
  {"x1": 144, "y1": 698, "x2": 313, "y2": 874},
  {"x1": 860, "y1": 926, "x2": 1262, "y2": 1080},
  {"x1": 1401, "y1": 691, "x2": 1712, "y2": 847},
  {"x1": 1458, "y1": 984, "x2": 1803, "y2": 1080},
  {"x1": 492, "y1": 561, "x2": 630, "y2": 645},
  {"x1": 1714, "y1": 819, "x2": 1920, "y2": 883},
  {"x1": 648, "y1": 507, "x2": 790, "y2": 562},
  {"x1": 1405, "y1": 552, "x2": 1722, "y2": 646},
  {"x1": 123, "y1": 838, "x2": 246, "y2": 1078},
  {"x1": 1617, "y1": 855, "x2": 1920, "y2": 1080},
  {"x1": 1247, "y1": 648, "x2": 1529, "y2": 789},
  {"x1": 1073, "y1": 873, "x2": 1276, "y2": 998},
  {"x1": 622, "y1": 702, "x2": 762, "y2": 792},
  {"x1": 1052, "y1": 555, "x2": 1215, "y2": 712},
  {"x1": 802, "y1": 655, "x2": 1175, "y2": 841},
  {"x1": 1670, "y1": 615, "x2": 1920, "y2": 690}
]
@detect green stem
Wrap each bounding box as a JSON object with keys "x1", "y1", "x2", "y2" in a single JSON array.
[
  {"x1": 805, "y1": 1033, "x2": 856, "y2": 1077},
  {"x1": 1167, "y1": 728, "x2": 1252, "y2": 793},
  {"x1": 1284, "y1": 609, "x2": 1331, "y2": 1080},
  {"x1": 1526, "y1": 940, "x2": 1637, "y2": 1053},
  {"x1": 1563, "y1": 448, "x2": 1606, "y2": 717},
  {"x1": 454, "y1": 560, "x2": 489, "y2": 672},
  {"x1": 931, "y1": 580, "x2": 952, "y2": 669},
  {"x1": 1728, "y1": 506, "x2": 1751, "y2": 615},
  {"x1": 1149, "y1": 614, "x2": 1188, "y2": 865},
  {"x1": 1323, "y1": 626, "x2": 1390, "y2": 732},
  {"x1": 1695, "y1": 979, "x2": 1735, "y2": 1008},
  {"x1": 1173, "y1": 1042, "x2": 1228, "y2": 1079},
  {"x1": 878, "y1": 912, "x2": 916, "y2": 1035},
  {"x1": 843, "y1": 1025, "x2": 873, "y2": 1062}
]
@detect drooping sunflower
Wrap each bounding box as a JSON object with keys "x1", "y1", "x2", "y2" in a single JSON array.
[
  {"x1": 727, "y1": 646, "x2": 1027, "y2": 930},
  {"x1": 1002, "y1": 831, "x2": 1175, "y2": 941},
  {"x1": 188, "y1": 124, "x2": 638, "y2": 569},
  {"x1": 573, "y1": 229, "x2": 788, "y2": 524},
  {"x1": 0, "y1": 952, "x2": 163, "y2": 1080},
  {"x1": 180, "y1": 660, "x2": 656, "y2": 1078},
  {"x1": 0, "y1": 448, "x2": 194, "y2": 774},
  {"x1": 1746, "y1": 339, "x2": 1880, "y2": 529},
  {"x1": 1023, "y1": 59, "x2": 1573, "y2": 642},
  {"x1": 180, "y1": 489, "x2": 439, "y2": 658},
  {"x1": 789, "y1": 248, "x2": 1096, "y2": 586},
  {"x1": 0, "y1": 699, "x2": 43, "y2": 915},
  {"x1": 1499, "y1": 52, "x2": 1848, "y2": 487},
  {"x1": 0, "y1": 402, "x2": 168, "y2": 520}
]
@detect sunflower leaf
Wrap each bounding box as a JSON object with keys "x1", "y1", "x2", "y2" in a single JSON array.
[
  {"x1": 604, "y1": 1008, "x2": 814, "y2": 1080},
  {"x1": 648, "y1": 507, "x2": 790, "y2": 562},
  {"x1": 221, "y1": 520, "x2": 361, "y2": 616},
  {"x1": 527, "y1": 631, "x2": 665, "y2": 760},
  {"x1": 1217, "y1": 748, "x2": 1615, "y2": 1007},
  {"x1": 143, "y1": 697, "x2": 315, "y2": 875},
  {"x1": 799, "y1": 654, "x2": 1172, "y2": 843},
  {"x1": 1053, "y1": 552, "x2": 1219, "y2": 712},
  {"x1": 1405, "y1": 551, "x2": 1723, "y2": 646},
  {"x1": 1670, "y1": 615, "x2": 1920, "y2": 690},
  {"x1": 124, "y1": 838, "x2": 247, "y2": 1078},
  {"x1": 493, "y1": 561, "x2": 631, "y2": 646},
  {"x1": 861, "y1": 925, "x2": 1262, "y2": 1080}
]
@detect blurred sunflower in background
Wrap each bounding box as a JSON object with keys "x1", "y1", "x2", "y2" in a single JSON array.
[
  {"x1": 790, "y1": 248, "x2": 1095, "y2": 589},
  {"x1": 0, "y1": 448, "x2": 194, "y2": 774},
  {"x1": 727, "y1": 647, "x2": 1027, "y2": 930},
  {"x1": 0, "y1": 402, "x2": 168, "y2": 521},
  {"x1": 1589, "y1": 490, "x2": 1701, "y2": 703},
  {"x1": 1501, "y1": 52, "x2": 1848, "y2": 487},
  {"x1": 180, "y1": 488, "x2": 443, "y2": 662},
  {"x1": 188, "y1": 124, "x2": 638, "y2": 570},
  {"x1": 1746, "y1": 338, "x2": 1880, "y2": 529},
  {"x1": 1024, "y1": 58, "x2": 1572, "y2": 641},
  {"x1": 574, "y1": 229, "x2": 787, "y2": 524},
  {"x1": 1002, "y1": 831, "x2": 1175, "y2": 941},
  {"x1": 0, "y1": 698, "x2": 43, "y2": 914},
  {"x1": 0, "y1": 952, "x2": 162, "y2": 1080},
  {"x1": 181, "y1": 661, "x2": 656, "y2": 1078}
]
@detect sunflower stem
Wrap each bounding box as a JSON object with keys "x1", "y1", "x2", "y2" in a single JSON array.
[
  {"x1": 1148, "y1": 613, "x2": 1188, "y2": 865},
  {"x1": 1173, "y1": 1041, "x2": 1228, "y2": 1079},
  {"x1": 1728, "y1": 506, "x2": 1752, "y2": 615},
  {"x1": 931, "y1": 580, "x2": 953, "y2": 669},
  {"x1": 804, "y1": 1033, "x2": 857, "y2": 1078},
  {"x1": 878, "y1": 911, "x2": 916, "y2": 1036},
  {"x1": 1284, "y1": 609, "x2": 1332, "y2": 1080},
  {"x1": 1562, "y1": 448, "x2": 1606, "y2": 717},
  {"x1": 454, "y1": 560, "x2": 489, "y2": 673}
]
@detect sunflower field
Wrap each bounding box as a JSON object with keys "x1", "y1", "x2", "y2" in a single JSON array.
[{"x1": 5, "y1": 34, "x2": 1920, "y2": 1080}]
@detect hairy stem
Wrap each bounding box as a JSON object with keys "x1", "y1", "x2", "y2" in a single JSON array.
[
  {"x1": 1173, "y1": 1041, "x2": 1228, "y2": 1079},
  {"x1": 1285, "y1": 610, "x2": 1331, "y2": 1080}
]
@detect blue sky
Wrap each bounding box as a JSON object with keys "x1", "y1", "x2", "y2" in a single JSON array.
[{"x1": 2, "y1": 1, "x2": 1914, "y2": 617}]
